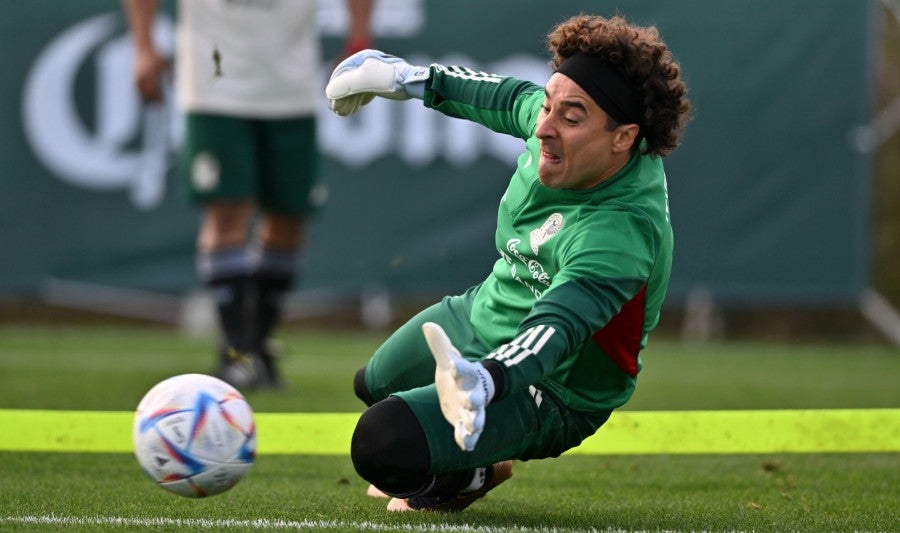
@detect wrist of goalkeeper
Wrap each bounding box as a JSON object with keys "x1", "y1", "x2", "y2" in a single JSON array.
[
  {"x1": 403, "y1": 76, "x2": 427, "y2": 100},
  {"x1": 479, "y1": 360, "x2": 505, "y2": 401}
]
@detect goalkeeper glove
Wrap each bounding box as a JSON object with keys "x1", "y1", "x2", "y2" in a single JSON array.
[
  {"x1": 422, "y1": 322, "x2": 495, "y2": 452},
  {"x1": 325, "y1": 49, "x2": 430, "y2": 116}
]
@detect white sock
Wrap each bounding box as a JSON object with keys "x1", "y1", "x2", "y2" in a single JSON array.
[{"x1": 460, "y1": 467, "x2": 487, "y2": 494}]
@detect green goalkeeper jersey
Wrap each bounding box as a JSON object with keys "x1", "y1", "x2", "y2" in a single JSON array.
[{"x1": 424, "y1": 65, "x2": 674, "y2": 414}]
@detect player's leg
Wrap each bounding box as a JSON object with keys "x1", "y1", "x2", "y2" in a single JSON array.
[
  {"x1": 351, "y1": 395, "x2": 495, "y2": 502},
  {"x1": 351, "y1": 288, "x2": 483, "y2": 499},
  {"x1": 351, "y1": 386, "x2": 532, "y2": 510},
  {"x1": 197, "y1": 201, "x2": 256, "y2": 383},
  {"x1": 352, "y1": 380, "x2": 611, "y2": 512},
  {"x1": 182, "y1": 113, "x2": 260, "y2": 387},
  {"x1": 252, "y1": 117, "x2": 321, "y2": 386},
  {"x1": 354, "y1": 286, "x2": 481, "y2": 406},
  {"x1": 251, "y1": 213, "x2": 304, "y2": 387}
]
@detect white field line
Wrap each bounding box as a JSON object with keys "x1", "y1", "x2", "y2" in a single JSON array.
[{"x1": 0, "y1": 514, "x2": 649, "y2": 533}]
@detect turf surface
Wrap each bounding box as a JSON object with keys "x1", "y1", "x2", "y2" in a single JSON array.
[
  {"x1": 1, "y1": 453, "x2": 896, "y2": 532},
  {"x1": 0, "y1": 324, "x2": 897, "y2": 532}
]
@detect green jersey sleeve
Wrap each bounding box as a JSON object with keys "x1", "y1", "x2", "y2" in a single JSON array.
[{"x1": 423, "y1": 64, "x2": 543, "y2": 140}]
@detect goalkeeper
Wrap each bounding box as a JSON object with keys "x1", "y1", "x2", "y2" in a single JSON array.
[{"x1": 328, "y1": 14, "x2": 690, "y2": 512}]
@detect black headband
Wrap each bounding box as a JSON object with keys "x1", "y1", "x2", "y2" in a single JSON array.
[{"x1": 556, "y1": 54, "x2": 644, "y2": 126}]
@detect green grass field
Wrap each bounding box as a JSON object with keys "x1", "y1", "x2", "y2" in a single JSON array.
[{"x1": 0, "y1": 324, "x2": 898, "y2": 532}]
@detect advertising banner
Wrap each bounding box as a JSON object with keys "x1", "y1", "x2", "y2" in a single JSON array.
[{"x1": 1, "y1": 0, "x2": 874, "y2": 307}]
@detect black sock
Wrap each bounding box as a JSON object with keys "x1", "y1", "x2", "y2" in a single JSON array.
[
  {"x1": 197, "y1": 247, "x2": 253, "y2": 352},
  {"x1": 250, "y1": 245, "x2": 297, "y2": 353}
]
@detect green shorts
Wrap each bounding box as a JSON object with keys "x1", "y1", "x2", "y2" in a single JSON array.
[
  {"x1": 179, "y1": 113, "x2": 323, "y2": 216},
  {"x1": 363, "y1": 286, "x2": 611, "y2": 473}
]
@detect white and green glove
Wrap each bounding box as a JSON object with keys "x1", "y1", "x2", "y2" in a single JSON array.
[
  {"x1": 422, "y1": 322, "x2": 495, "y2": 452},
  {"x1": 325, "y1": 49, "x2": 431, "y2": 117}
]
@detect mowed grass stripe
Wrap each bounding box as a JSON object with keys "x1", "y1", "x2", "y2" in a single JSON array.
[
  {"x1": 1, "y1": 409, "x2": 897, "y2": 454},
  {"x1": 1, "y1": 515, "x2": 585, "y2": 532}
]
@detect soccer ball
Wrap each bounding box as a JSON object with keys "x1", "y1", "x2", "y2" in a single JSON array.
[{"x1": 132, "y1": 373, "x2": 256, "y2": 497}]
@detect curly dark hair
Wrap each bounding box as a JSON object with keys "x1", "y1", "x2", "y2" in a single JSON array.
[{"x1": 547, "y1": 15, "x2": 691, "y2": 157}]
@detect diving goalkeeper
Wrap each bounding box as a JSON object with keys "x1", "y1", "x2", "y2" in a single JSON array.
[{"x1": 326, "y1": 14, "x2": 691, "y2": 512}]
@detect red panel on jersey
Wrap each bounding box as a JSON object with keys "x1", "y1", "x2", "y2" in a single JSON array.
[{"x1": 591, "y1": 285, "x2": 647, "y2": 377}]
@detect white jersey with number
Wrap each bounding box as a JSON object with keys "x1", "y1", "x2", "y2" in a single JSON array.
[{"x1": 176, "y1": 0, "x2": 320, "y2": 118}]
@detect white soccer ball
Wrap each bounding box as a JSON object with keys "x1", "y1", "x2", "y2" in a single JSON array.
[{"x1": 133, "y1": 373, "x2": 256, "y2": 497}]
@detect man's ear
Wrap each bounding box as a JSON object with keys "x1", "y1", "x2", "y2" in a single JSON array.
[{"x1": 612, "y1": 123, "x2": 640, "y2": 153}]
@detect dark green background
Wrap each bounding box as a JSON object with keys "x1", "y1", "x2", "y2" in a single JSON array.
[{"x1": 0, "y1": 1, "x2": 874, "y2": 306}]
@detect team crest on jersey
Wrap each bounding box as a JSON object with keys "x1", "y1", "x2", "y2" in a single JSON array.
[{"x1": 530, "y1": 213, "x2": 564, "y2": 254}]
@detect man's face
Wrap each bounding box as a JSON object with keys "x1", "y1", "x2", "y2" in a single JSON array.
[{"x1": 535, "y1": 73, "x2": 635, "y2": 190}]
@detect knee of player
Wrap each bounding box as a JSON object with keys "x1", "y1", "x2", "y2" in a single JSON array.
[{"x1": 350, "y1": 396, "x2": 429, "y2": 485}]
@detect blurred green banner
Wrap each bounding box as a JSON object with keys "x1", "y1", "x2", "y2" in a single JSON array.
[{"x1": 0, "y1": 1, "x2": 874, "y2": 306}]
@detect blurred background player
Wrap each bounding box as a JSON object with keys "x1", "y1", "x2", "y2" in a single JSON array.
[
  {"x1": 123, "y1": 0, "x2": 374, "y2": 389},
  {"x1": 326, "y1": 14, "x2": 690, "y2": 511}
]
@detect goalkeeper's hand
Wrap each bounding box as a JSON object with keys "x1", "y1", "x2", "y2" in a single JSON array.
[
  {"x1": 422, "y1": 322, "x2": 495, "y2": 452},
  {"x1": 325, "y1": 49, "x2": 430, "y2": 116}
]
